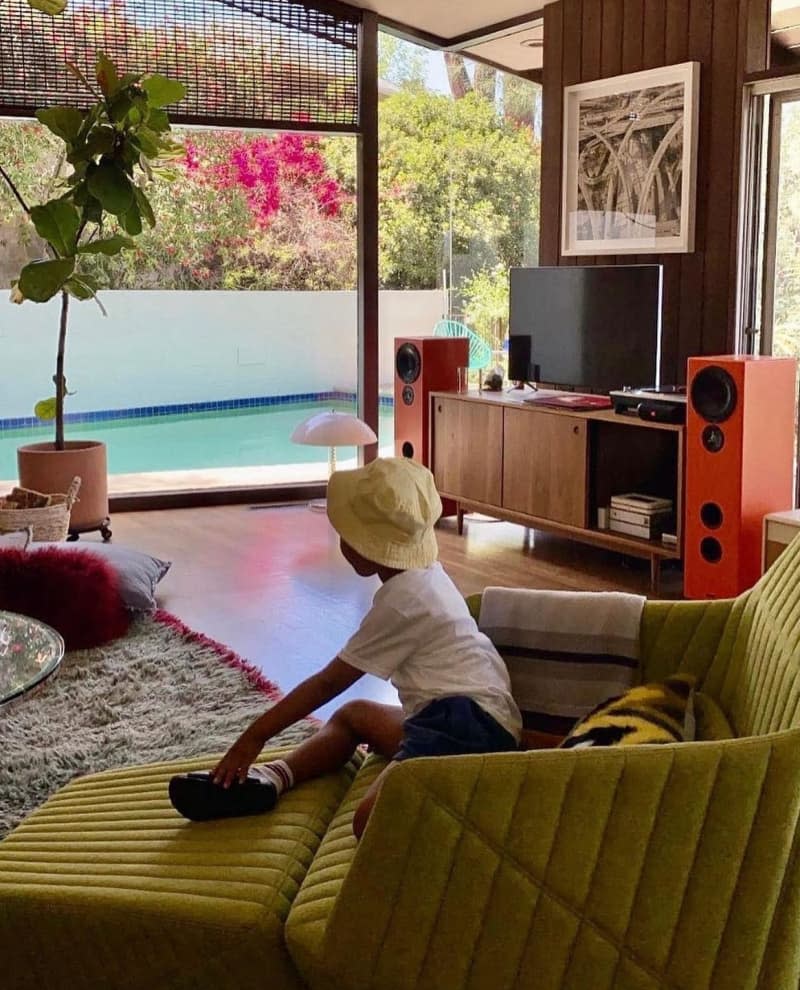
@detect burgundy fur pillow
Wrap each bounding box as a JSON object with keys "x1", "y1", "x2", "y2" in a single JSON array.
[{"x1": 0, "y1": 547, "x2": 130, "y2": 650}]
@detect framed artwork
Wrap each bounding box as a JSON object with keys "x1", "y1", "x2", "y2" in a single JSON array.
[{"x1": 561, "y1": 61, "x2": 700, "y2": 256}]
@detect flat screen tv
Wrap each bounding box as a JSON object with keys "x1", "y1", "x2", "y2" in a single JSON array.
[{"x1": 508, "y1": 265, "x2": 663, "y2": 392}]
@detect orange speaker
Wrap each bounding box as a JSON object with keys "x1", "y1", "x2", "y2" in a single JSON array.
[
  {"x1": 684, "y1": 355, "x2": 797, "y2": 599},
  {"x1": 394, "y1": 336, "x2": 469, "y2": 465}
]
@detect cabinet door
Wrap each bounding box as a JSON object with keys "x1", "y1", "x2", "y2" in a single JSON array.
[
  {"x1": 502, "y1": 409, "x2": 588, "y2": 526},
  {"x1": 432, "y1": 397, "x2": 503, "y2": 505}
]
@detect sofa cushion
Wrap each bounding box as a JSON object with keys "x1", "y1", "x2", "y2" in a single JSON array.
[
  {"x1": 0, "y1": 747, "x2": 361, "y2": 990},
  {"x1": 560, "y1": 674, "x2": 696, "y2": 748},
  {"x1": 29, "y1": 542, "x2": 171, "y2": 612},
  {"x1": 286, "y1": 753, "x2": 387, "y2": 987}
]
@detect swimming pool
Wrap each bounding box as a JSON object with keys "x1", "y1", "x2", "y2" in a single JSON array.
[{"x1": 0, "y1": 399, "x2": 395, "y2": 483}]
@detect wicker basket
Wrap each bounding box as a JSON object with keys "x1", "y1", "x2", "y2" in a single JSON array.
[{"x1": 0, "y1": 476, "x2": 81, "y2": 542}]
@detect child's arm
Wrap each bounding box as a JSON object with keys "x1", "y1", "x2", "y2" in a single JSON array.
[{"x1": 211, "y1": 656, "x2": 363, "y2": 787}]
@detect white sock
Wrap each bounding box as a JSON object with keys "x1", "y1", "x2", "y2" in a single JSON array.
[{"x1": 251, "y1": 759, "x2": 294, "y2": 796}]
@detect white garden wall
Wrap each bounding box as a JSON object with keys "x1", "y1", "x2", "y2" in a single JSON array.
[{"x1": 0, "y1": 290, "x2": 442, "y2": 419}]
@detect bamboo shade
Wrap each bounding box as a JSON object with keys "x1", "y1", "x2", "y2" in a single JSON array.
[{"x1": 0, "y1": 0, "x2": 361, "y2": 129}]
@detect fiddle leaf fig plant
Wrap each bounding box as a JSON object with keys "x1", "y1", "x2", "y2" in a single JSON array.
[{"x1": 0, "y1": 39, "x2": 185, "y2": 449}]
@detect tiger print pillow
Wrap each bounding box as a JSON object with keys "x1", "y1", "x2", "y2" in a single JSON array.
[{"x1": 560, "y1": 673, "x2": 696, "y2": 749}]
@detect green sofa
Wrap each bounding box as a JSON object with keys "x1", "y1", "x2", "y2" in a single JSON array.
[{"x1": 4, "y1": 536, "x2": 800, "y2": 990}]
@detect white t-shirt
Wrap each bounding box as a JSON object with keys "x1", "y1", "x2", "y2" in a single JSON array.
[{"x1": 338, "y1": 563, "x2": 522, "y2": 741}]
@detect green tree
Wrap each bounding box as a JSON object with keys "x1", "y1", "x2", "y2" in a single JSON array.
[
  {"x1": 378, "y1": 34, "x2": 427, "y2": 93},
  {"x1": 378, "y1": 90, "x2": 540, "y2": 289},
  {"x1": 462, "y1": 264, "x2": 510, "y2": 355}
]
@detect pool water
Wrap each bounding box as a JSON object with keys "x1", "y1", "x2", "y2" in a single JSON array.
[{"x1": 0, "y1": 401, "x2": 396, "y2": 480}]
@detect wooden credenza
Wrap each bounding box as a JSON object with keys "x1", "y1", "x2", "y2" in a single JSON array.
[{"x1": 430, "y1": 390, "x2": 685, "y2": 590}]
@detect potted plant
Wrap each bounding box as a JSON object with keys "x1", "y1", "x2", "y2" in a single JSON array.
[{"x1": 0, "y1": 6, "x2": 185, "y2": 537}]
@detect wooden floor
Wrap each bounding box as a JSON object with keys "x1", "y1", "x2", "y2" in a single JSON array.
[{"x1": 107, "y1": 503, "x2": 682, "y2": 720}]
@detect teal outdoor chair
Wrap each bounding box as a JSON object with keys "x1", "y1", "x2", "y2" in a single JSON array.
[{"x1": 433, "y1": 319, "x2": 492, "y2": 370}]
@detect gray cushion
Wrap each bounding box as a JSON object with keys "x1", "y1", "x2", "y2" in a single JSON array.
[{"x1": 30, "y1": 542, "x2": 171, "y2": 611}]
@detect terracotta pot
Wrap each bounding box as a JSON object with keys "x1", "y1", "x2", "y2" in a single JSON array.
[{"x1": 17, "y1": 441, "x2": 108, "y2": 532}]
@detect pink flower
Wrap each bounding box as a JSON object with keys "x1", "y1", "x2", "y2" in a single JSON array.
[
  {"x1": 198, "y1": 131, "x2": 346, "y2": 231},
  {"x1": 184, "y1": 140, "x2": 201, "y2": 173}
]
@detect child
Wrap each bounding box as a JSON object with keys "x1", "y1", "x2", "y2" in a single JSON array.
[{"x1": 169, "y1": 457, "x2": 521, "y2": 837}]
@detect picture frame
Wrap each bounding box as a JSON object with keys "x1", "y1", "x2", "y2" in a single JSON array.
[{"x1": 561, "y1": 61, "x2": 700, "y2": 256}]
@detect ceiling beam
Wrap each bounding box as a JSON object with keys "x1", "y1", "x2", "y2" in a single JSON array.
[{"x1": 439, "y1": 9, "x2": 547, "y2": 49}]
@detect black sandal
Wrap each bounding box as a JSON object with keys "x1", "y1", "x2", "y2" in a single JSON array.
[{"x1": 169, "y1": 771, "x2": 278, "y2": 822}]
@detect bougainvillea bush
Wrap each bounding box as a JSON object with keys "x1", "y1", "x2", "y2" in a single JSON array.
[
  {"x1": 90, "y1": 129, "x2": 358, "y2": 291},
  {"x1": 174, "y1": 131, "x2": 356, "y2": 291},
  {"x1": 0, "y1": 123, "x2": 358, "y2": 292}
]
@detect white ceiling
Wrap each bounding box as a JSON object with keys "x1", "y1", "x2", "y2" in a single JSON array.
[
  {"x1": 463, "y1": 21, "x2": 544, "y2": 72},
  {"x1": 345, "y1": 1, "x2": 546, "y2": 39},
  {"x1": 772, "y1": 1, "x2": 800, "y2": 53},
  {"x1": 345, "y1": 1, "x2": 547, "y2": 72}
]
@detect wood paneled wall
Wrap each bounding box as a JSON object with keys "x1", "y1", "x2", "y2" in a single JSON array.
[{"x1": 539, "y1": 0, "x2": 770, "y2": 385}]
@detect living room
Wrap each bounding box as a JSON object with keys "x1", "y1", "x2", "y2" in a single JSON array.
[{"x1": 2, "y1": 1, "x2": 800, "y2": 988}]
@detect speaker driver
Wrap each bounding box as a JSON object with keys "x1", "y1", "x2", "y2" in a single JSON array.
[
  {"x1": 700, "y1": 502, "x2": 723, "y2": 529},
  {"x1": 691, "y1": 366, "x2": 738, "y2": 423},
  {"x1": 700, "y1": 537, "x2": 723, "y2": 563},
  {"x1": 702, "y1": 425, "x2": 725, "y2": 453},
  {"x1": 396, "y1": 343, "x2": 421, "y2": 384},
  {"x1": 401, "y1": 385, "x2": 414, "y2": 406}
]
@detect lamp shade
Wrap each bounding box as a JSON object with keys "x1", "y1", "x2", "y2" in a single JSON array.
[{"x1": 290, "y1": 410, "x2": 377, "y2": 447}]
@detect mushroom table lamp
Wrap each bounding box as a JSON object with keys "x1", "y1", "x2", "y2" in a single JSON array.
[{"x1": 290, "y1": 409, "x2": 378, "y2": 510}]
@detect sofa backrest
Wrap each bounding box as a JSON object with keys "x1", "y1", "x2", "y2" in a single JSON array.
[
  {"x1": 702, "y1": 533, "x2": 800, "y2": 737},
  {"x1": 470, "y1": 535, "x2": 800, "y2": 740}
]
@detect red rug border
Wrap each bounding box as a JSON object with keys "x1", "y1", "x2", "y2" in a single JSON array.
[{"x1": 154, "y1": 609, "x2": 284, "y2": 702}]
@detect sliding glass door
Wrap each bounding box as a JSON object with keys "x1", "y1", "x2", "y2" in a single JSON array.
[
  {"x1": 740, "y1": 82, "x2": 800, "y2": 359},
  {"x1": 739, "y1": 80, "x2": 800, "y2": 501},
  {"x1": 763, "y1": 92, "x2": 800, "y2": 361}
]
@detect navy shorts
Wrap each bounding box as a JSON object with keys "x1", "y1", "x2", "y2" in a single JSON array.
[{"x1": 394, "y1": 696, "x2": 519, "y2": 762}]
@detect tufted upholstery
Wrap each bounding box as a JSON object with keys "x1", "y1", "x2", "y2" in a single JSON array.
[
  {"x1": 4, "y1": 536, "x2": 800, "y2": 990},
  {"x1": 0, "y1": 749, "x2": 361, "y2": 990},
  {"x1": 286, "y1": 754, "x2": 387, "y2": 990},
  {"x1": 291, "y1": 733, "x2": 800, "y2": 990}
]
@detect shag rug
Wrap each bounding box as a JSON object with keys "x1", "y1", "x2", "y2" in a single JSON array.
[{"x1": 0, "y1": 611, "x2": 317, "y2": 838}]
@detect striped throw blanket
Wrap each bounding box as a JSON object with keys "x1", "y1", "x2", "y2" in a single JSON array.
[{"x1": 479, "y1": 588, "x2": 646, "y2": 748}]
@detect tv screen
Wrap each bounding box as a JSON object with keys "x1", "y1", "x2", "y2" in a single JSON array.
[{"x1": 508, "y1": 265, "x2": 663, "y2": 392}]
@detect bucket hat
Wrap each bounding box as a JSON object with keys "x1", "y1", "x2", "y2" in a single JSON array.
[{"x1": 327, "y1": 457, "x2": 442, "y2": 570}]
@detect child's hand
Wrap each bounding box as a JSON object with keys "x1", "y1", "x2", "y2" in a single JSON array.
[{"x1": 212, "y1": 729, "x2": 265, "y2": 788}]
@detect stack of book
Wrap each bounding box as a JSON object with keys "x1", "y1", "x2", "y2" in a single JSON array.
[{"x1": 608, "y1": 493, "x2": 673, "y2": 540}]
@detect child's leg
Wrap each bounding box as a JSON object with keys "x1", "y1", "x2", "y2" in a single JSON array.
[
  {"x1": 170, "y1": 701, "x2": 404, "y2": 823},
  {"x1": 278, "y1": 700, "x2": 404, "y2": 785},
  {"x1": 350, "y1": 696, "x2": 520, "y2": 838},
  {"x1": 251, "y1": 702, "x2": 403, "y2": 836}
]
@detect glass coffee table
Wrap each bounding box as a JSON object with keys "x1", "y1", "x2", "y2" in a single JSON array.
[{"x1": 0, "y1": 611, "x2": 65, "y2": 707}]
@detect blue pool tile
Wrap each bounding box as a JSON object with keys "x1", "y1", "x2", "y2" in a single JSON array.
[{"x1": 0, "y1": 389, "x2": 391, "y2": 431}]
